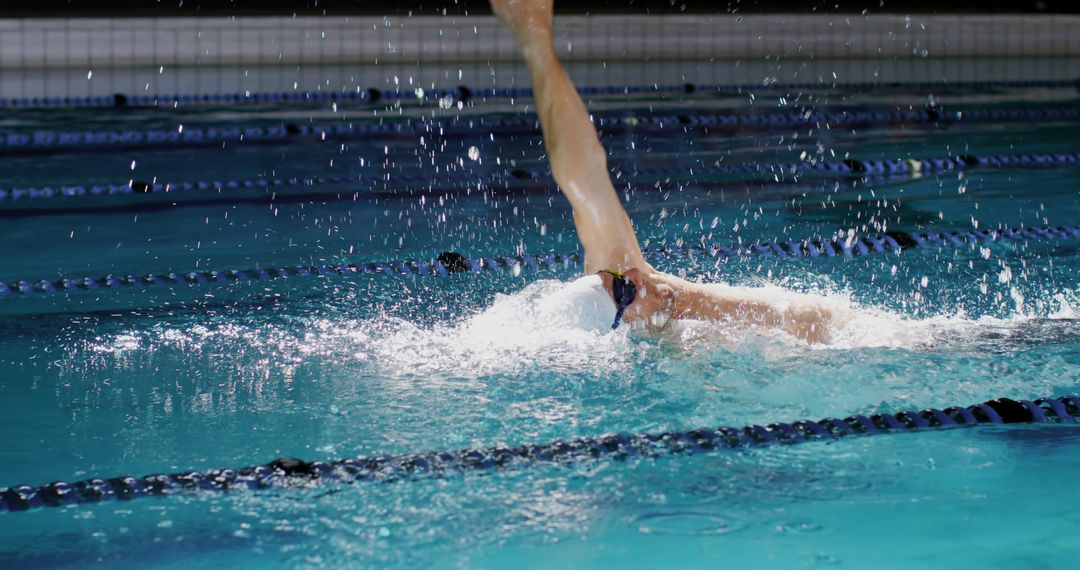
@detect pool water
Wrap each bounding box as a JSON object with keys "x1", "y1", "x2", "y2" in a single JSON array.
[{"x1": 1, "y1": 88, "x2": 1079, "y2": 568}]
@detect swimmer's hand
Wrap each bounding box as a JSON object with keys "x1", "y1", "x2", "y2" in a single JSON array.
[{"x1": 490, "y1": 0, "x2": 553, "y2": 43}]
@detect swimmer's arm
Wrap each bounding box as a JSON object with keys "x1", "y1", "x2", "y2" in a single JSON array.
[
  {"x1": 494, "y1": 0, "x2": 646, "y2": 273},
  {"x1": 668, "y1": 279, "x2": 834, "y2": 344}
]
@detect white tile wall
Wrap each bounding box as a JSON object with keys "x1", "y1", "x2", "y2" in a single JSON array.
[{"x1": 0, "y1": 14, "x2": 1076, "y2": 99}]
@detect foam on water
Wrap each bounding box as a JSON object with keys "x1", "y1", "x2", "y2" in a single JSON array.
[
  {"x1": 348, "y1": 278, "x2": 634, "y2": 377},
  {"x1": 82, "y1": 278, "x2": 636, "y2": 379},
  {"x1": 80, "y1": 278, "x2": 1078, "y2": 383}
]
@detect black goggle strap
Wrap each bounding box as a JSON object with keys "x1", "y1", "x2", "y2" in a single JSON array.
[{"x1": 598, "y1": 270, "x2": 637, "y2": 329}]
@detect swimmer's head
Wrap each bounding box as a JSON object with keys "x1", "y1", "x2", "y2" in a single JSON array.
[
  {"x1": 534, "y1": 269, "x2": 665, "y2": 332},
  {"x1": 535, "y1": 274, "x2": 618, "y2": 332}
]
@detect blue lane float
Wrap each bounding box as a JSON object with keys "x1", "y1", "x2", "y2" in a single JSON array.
[
  {"x1": 2, "y1": 105, "x2": 1079, "y2": 156},
  {"x1": 1, "y1": 223, "x2": 1077, "y2": 302},
  {"x1": 2, "y1": 78, "x2": 1078, "y2": 110},
  {"x1": 2, "y1": 151, "x2": 1078, "y2": 207},
  {"x1": 1, "y1": 394, "x2": 1076, "y2": 513},
  {"x1": 0, "y1": 175, "x2": 359, "y2": 204}
]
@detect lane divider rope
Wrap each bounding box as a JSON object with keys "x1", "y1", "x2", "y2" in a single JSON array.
[
  {"x1": 1, "y1": 394, "x2": 1075, "y2": 513},
  {"x1": 1, "y1": 223, "x2": 1077, "y2": 300},
  {"x1": 2, "y1": 151, "x2": 1077, "y2": 205},
  {"x1": 2, "y1": 78, "x2": 1078, "y2": 110},
  {"x1": 2, "y1": 105, "x2": 1079, "y2": 155}
]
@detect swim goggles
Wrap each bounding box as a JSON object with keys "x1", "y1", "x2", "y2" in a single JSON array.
[{"x1": 599, "y1": 269, "x2": 637, "y2": 330}]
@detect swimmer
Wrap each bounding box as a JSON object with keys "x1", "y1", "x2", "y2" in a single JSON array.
[{"x1": 490, "y1": 0, "x2": 836, "y2": 343}]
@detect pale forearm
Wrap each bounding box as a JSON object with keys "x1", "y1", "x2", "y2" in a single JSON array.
[
  {"x1": 672, "y1": 281, "x2": 834, "y2": 344},
  {"x1": 496, "y1": 1, "x2": 645, "y2": 271},
  {"x1": 520, "y1": 38, "x2": 609, "y2": 195}
]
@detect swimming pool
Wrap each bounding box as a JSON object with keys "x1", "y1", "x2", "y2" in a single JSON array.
[{"x1": 1, "y1": 84, "x2": 1079, "y2": 568}]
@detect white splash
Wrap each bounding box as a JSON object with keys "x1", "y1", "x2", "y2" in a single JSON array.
[
  {"x1": 358, "y1": 279, "x2": 632, "y2": 377},
  {"x1": 78, "y1": 279, "x2": 1078, "y2": 380}
]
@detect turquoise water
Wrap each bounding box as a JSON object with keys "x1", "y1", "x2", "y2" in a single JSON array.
[{"x1": 1, "y1": 91, "x2": 1079, "y2": 568}]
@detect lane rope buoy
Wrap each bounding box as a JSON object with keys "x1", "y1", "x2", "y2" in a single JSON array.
[
  {"x1": 2, "y1": 105, "x2": 1079, "y2": 156},
  {"x1": 0, "y1": 223, "x2": 1077, "y2": 302},
  {"x1": 2, "y1": 78, "x2": 1078, "y2": 110},
  {"x1": 1, "y1": 394, "x2": 1075, "y2": 513},
  {"x1": 2, "y1": 151, "x2": 1077, "y2": 208}
]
